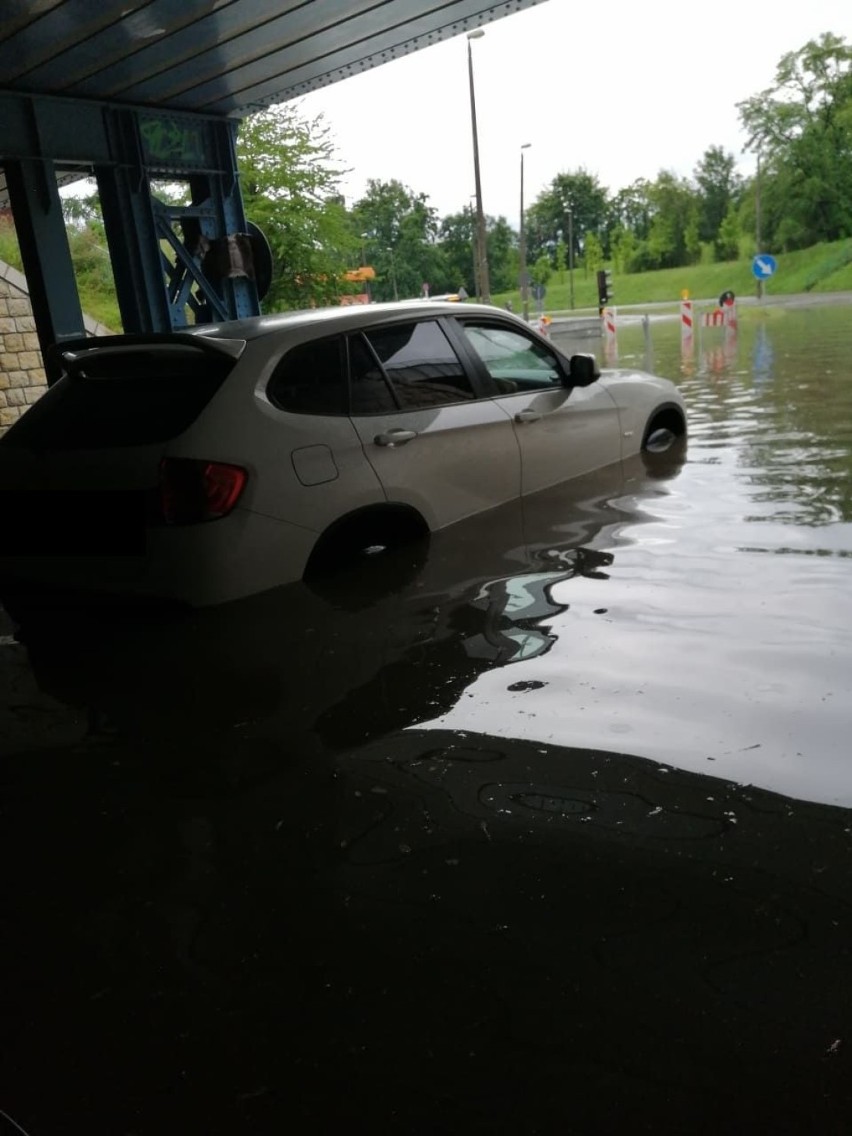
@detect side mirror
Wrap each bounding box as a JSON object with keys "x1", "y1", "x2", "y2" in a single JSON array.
[{"x1": 569, "y1": 353, "x2": 600, "y2": 387}]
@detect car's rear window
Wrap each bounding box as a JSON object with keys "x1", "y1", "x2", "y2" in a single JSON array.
[
  {"x1": 1, "y1": 345, "x2": 236, "y2": 450},
  {"x1": 266, "y1": 336, "x2": 347, "y2": 416}
]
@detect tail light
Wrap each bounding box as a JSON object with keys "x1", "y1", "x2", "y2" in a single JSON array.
[{"x1": 159, "y1": 458, "x2": 248, "y2": 525}]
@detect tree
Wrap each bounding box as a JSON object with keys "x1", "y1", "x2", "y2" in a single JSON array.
[
  {"x1": 609, "y1": 226, "x2": 639, "y2": 274},
  {"x1": 716, "y1": 205, "x2": 742, "y2": 262},
  {"x1": 582, "y1": 232, "x2": 604, "y2": 276},
  {"x1": 554, "y1": 237, "x2": 567, "y2": 284},
  {"x1": 527, "y1": 170, "x2": 609, "y2": 263},
  {"x1": 530, "y1": 255, "x2": 552, "y2": 289},
  {"x1": 644, "y1": 171, "x2": 700, "y2": 269},
  {"x1": 737, "y1": 33, "x2": 852, "y2": 248},
  {"x1": 484, "y1": 215, "x2": 516, "y2": 293},
  {"x1": 351, "y1": 179, "x2": 443, "y2": 301},
  {"x1": 437, "y1": 207, "x2": 478, "y2": 294},
  {"x1": 694, "y1": 146, "x2": 743, "y2": 250},
  {"x1": 606, "y1": 180, "x2": 653, "y2": 243},
  {"x1": 237, "y1": 105, "x2": 355, "y2": 309}
]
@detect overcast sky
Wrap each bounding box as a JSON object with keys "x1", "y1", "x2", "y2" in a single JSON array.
[{"x1": 298, "y1": 0, "x2": 849, "y2": 226}]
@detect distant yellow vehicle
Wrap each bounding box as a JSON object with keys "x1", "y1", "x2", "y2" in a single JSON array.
[{"x1": 343, "y1": 266, "x2": 376, "y2": 283}]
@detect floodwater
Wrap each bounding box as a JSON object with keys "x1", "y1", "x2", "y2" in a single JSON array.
[
  {"x1": 492, "y1": 302, "x2": 852, "y2": 807},
  {"x1": 2, "y1": 303, "x2": 852, "y2": 1134}
]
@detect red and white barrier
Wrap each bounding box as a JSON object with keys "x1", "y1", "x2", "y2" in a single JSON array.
[
  {"x1": 680, "y1": 299, "x2": 694, "y2": 337},
  {"x1": 702, "y1": 302, "x2": 738, "y2": 328}
]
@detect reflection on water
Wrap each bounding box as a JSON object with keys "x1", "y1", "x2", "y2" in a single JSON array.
[
  {"x1": 443, "y1": 305, "x2": 852, "y2": 806},
  {"x1": 11, "y1": 458, "x2": 652, "y2": 752}
]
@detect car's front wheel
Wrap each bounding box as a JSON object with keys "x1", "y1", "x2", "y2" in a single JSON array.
[{"x1": 642, "y1": 407, "x2": 686, "y2": 453}]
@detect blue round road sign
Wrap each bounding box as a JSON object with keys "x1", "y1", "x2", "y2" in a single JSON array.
[{"x1": 752, "y1": 254, "x2": 777, "y2": 280}]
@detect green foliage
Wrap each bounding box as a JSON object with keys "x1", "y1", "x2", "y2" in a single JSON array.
[
  {"x1": 610, "y1": 226, "x2": 638, "y2": 274},
  {"x1": 527, "y1": 169, "x2": 609, "y2": 265},
  {"x1": 530, "y1": 255, "x2": 552, "y2": 288},
  {"x1": 607, "y1": 180, "x2": 652, "y2": 243},
  {"x1": 694, "y1": 146, "x2": 742, "y2": 248},
  {"x1": 351, "y1": 179, "x2": 444, "y2": 301},
  {"x1": 485, "y1": 216, "x2": 516, "y2": 293},
  {"x1": 644, "y1": 171, "x2": 700, "y2": 269},
  {"x1": 716, "y1": 206, "x2": 741, "y2": 262},
  {"x1": 738, "y1": 33, "x2": 852, "y2": 249},
  {"x1": 237, "y1": 105, "x2": 356, "y2": 309},
  {"x1": 582, "y1": 232, "x2": 604, "y2": 275},
  {"x1": 438, "y1": 207, "x2": 477, "y2": 293},
  {"x1": 554, "y1": 238, "x2": 566, "y2": 283},
  {"x1": 0, "y1": 215, "x2": 22, "y2": 269}
]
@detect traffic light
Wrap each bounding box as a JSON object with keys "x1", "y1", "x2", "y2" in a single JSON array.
[{"x1": 596, "y1": 269, "x2": 613, "y2": 312}]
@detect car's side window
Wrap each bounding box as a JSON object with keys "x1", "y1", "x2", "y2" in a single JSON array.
[
  {"x1": 362, "y1": 321, "x2": 476, "y2": 409},
  {"x1": 459, "y1": 322, "x2": 562, "y2": 392},
  {"x1": 266, "y1": 336, "x2": 347, "y2": 415},
  {"x1": 348, "y1": 334, "x2": 400, "y2": 415}
]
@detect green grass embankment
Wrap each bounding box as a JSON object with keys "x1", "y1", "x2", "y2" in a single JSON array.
[{"x1": 494, "y1": 238, "x2": 852, "y2": 313}]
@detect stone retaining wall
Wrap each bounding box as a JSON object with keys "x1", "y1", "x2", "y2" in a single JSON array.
[{"x1": 0, "y1": 259, "x2": 111, "y2": 436}]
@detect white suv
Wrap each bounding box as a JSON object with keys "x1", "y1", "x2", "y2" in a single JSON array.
[{"x1": 0, "y1": 302, "x2": 685, "y2": 607}]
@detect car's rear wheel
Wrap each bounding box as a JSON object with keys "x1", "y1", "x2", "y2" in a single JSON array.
[{"x1": 304, "y1": 507, "x2": 429, "y2": 581}]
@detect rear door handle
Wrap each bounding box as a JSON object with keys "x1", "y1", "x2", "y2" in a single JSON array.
[
  {"x1": 514, "y1": 410, "x2": 542, "y2": 423},
  {"x1": 374, "y1": 428, "x2": 418, "y2": 446}
]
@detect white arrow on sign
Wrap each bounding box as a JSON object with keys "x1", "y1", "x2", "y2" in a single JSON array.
[{"x1": 756, "y1": 258, "x2": 774, "y2": 276}]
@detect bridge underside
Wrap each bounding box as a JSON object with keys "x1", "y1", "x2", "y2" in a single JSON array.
[{"x1": 0, "y1": 1, "x2": 543, "y2": 375}]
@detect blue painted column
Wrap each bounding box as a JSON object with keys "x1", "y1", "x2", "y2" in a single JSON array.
[
  {"x1": 5, "y1": 157, "x2": 85, "y2": 382},
  {"x1": 96, "y1": 111, "x2": 259, "y2": 332}
]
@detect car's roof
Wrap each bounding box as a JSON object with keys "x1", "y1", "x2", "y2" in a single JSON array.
[{"x1": 190, "y1": 301, "x2": 520, "y2": 342}]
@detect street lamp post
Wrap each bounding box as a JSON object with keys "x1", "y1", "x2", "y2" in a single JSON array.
[
  {"x1": 755, "y1": 151, "x2": 763, "y2": 301},
  {"x1": 360, "y1": 231, "x2": 371, "y2": 301},
  {"x1": 386, "y1": 246, "x2": 399, "y2": 302},
  {"x1": 466, "y1": 29, "x2": 490, "y2": 304},
  {"x1": 519, "y1": 142, "x2": 531, "y2": 322},
  {"x1": 468, "y1": 196, "x2": 480, "y2": 300},
  {"x1": 567, "y1": 207, "x2": 575, "y2": 311}
]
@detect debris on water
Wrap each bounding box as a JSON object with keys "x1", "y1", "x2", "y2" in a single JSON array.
[
  {"x1": 398, "y1": 844, "x2": 411, "y2": 855},
  {"x1": 445, "y1": 858, "x2": 459, "y2": 866},
  {"x1": 647, "y1": 806, "x2": 663, "y2": 817},
  {"x1": 593, "y1": 608, "x2": 608, "y2": 615},
  {"x1": 370, "y1": 785, "x2": 388, "y2": 795},
  {"x1": 724, "y1": 811, "x2": 738, "y2": 824},
  {"x1": 480, "y1": 820, "x2": 492, "y2": 841},
  {"x1": 826, "y1": 1039, "x2": 842, "y2": 1056}
]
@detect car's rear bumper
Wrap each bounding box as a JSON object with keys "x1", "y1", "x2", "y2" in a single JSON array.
[{"x1": 0, "y1": 508, "x2": 316, "y2": 609}]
